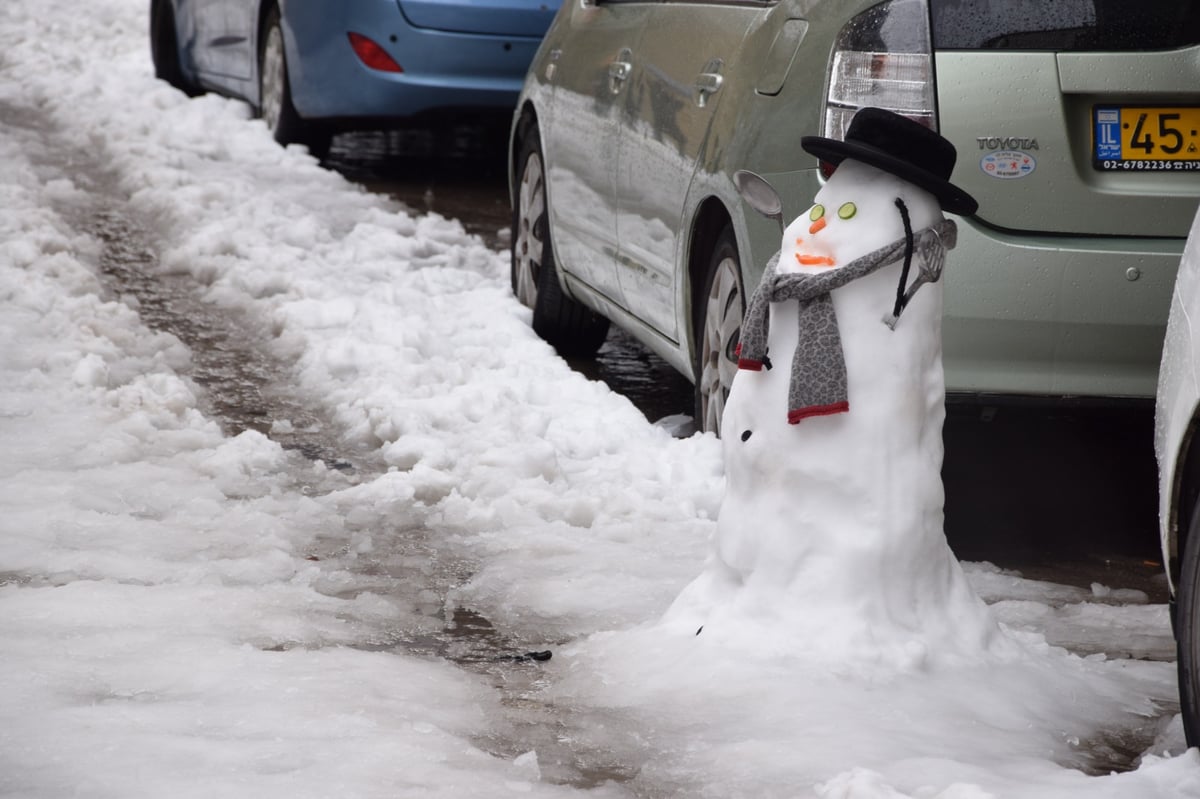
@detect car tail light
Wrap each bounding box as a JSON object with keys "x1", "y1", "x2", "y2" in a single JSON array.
[
  {"x1": 822, "y1": 0, "x2": 936, "y2": 142},
  {"x1": 348, "y1": 32, "x2": 403, "y2": 73}
]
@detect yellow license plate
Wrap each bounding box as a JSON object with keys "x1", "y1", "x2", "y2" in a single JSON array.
[{"x1": 1093, "y1": 106, "x2": 1200, "y2": 171}]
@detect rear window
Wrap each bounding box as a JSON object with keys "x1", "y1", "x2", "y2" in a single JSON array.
[{"x1": 931, "y1": 0, "x2": 1200, "y2": 51}]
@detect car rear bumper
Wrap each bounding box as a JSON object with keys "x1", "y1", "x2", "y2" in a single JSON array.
[
  {"x1": 284, "y1": 0, "x2": 547, "y2": 120},
  {"x1": 943, "y1": 217, "x2": 1183, "y2": 399}
]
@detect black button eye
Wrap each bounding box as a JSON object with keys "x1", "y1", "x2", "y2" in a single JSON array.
[{"x1": 741, "y1": 430, "x2": 752, "y2": 441}]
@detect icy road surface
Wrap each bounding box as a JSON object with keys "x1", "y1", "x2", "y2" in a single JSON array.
[{"x1": 1, "y1": 1, "x2": 1199, "y2": 797}]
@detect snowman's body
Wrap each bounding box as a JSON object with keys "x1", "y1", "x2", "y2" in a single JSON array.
[{"x1": 667, "y1": 160, "x2": 1000, "y2": 665}]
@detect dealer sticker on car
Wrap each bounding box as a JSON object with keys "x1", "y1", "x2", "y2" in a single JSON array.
[{"x1": 980, "y1": 150, "x2": 1036, "y2": 179}]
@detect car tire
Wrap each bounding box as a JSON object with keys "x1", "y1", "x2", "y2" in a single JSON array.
[
  {"x1": 258, "y1": 6, "x2": 331, "y2": 159},
  {"x1": 511, "y1": 124, "x2": 609, "y2": 357},
  {"x1": 149, "y1": 0, "x2": 199, "y2": 96},
  {"x1": 1178, "y1": 502, "x2": 1200, "y2": 746},
  {"x1": 694, "y1": 225, "x2": 744, "y2": 436}
]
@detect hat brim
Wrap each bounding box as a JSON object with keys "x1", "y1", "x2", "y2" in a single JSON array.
[{"x1": 801, "y1": 136, "x2": 979, "y2": 216}]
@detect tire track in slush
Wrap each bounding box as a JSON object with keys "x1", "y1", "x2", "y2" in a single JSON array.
[
  {"x1": 87, "y1": 200, "x2": 649, "y2": 793},
  {"x1": 4, "y1": 103, "x2": 653, "y2": 794}
]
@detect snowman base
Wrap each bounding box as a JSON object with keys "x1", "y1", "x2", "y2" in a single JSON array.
[{"x1": 662, "y1": 539, "x2": 1009, "y2": 674}]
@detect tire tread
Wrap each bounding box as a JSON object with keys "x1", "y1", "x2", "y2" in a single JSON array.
[
  {"x1": 1179, "y1": 503, "x2": 1200, "y2": 745},
  {"x1": 513, "y1": 123, "x2": 609, "y2": 358}
]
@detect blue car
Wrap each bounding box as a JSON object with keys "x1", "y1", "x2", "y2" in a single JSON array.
[{"x1": 150, "y1": 0, "x2": 559, "y2": 156}]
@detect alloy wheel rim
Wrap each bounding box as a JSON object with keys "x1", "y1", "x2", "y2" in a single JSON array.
[
  {"x1": 260, "y1": 26, "x2": 285, "y2": 133},
  {"x1": 700, "y1": 256, "x2": 741, "y2": 434},
  {"x1": 514, "y1": 151, "x2": 545, "y2": 309}
]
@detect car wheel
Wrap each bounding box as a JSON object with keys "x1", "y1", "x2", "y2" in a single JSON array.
[
  {"x1": 1179, "y1": 502, "x2": 1200, "y2": 746},
  {"x1": 695, "y1": 225, "x2": 744, "y2": 436},
  {"x1": 149, "y1": 0, "x2": 199, "y2": 96},
  {"x1": 258, "y1": 7, "x2": 331, "y2": 159},
  {"x1": 511, "y1": 123, "x2": 609, "y2": 357}
]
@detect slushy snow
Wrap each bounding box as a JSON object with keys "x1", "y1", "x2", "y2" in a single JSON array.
[{"x1": 0, "y1": 1, "x2": 1197, "y2": 797}]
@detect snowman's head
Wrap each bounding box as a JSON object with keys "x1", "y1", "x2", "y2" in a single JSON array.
[{"x1": 779, "y1": 159, "x2": 945, "y2": 276}]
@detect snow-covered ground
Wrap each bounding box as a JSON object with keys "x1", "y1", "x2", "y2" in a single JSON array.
[{"x1": 1, "y1": 1, "x2": 1198, "y2": 796}]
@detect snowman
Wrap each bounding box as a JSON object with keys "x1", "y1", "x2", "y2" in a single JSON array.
[{"x1": 667, "y1": 109, "x2": 1004, "y2": 667}]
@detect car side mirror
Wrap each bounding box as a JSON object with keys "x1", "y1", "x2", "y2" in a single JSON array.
[{"x1": 733, "y1": 169, "x2": 784, "y2": 234}]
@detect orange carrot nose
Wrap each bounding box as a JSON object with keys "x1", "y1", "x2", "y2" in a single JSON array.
[{"x1": 809, "y1": 217, "x2": 827, "y2": 235}]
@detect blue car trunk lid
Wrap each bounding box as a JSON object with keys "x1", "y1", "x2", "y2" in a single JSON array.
[{"x1": 395, "y1": 0, "x2": 558, "y2": 38}]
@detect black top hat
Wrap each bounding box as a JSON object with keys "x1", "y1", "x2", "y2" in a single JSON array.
[{"x1": 801, "y1": 108, "x2": 978, "y2": 216}]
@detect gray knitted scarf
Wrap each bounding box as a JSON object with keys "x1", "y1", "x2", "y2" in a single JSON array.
[{"x1": 737, "y1": 217, "x2": 957, "y2": 424}]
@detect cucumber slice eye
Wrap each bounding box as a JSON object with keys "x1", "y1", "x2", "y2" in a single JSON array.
[
  {"x1": 838, "y1": 202, "x2": 857, "y2": 220},
  {"x1": 809, "y1": 204, "x2": 825, "y2": 222}
]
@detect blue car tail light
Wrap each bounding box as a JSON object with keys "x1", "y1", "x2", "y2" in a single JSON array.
[{"x1": 347, "y1": 32, "x2": 403, "y2": 73}]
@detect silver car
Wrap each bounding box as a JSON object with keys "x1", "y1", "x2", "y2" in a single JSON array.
[
  {"x1": 1156, "y1": 206, "x2": 1200, "y2": 748},
  {"x1": 508, "y1": 0, "x2": 1200, "y2": 434}
]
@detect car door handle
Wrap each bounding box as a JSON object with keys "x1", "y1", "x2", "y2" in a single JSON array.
[
  {"x1": 695, "y1": 73, "x2": 723, "y2": 106},
  {"x1": 609, "y1": 50, "x2": 633, "y2": 95},
  {"x1": 695, "y1": 60, "x2": 724, "y2": 107}
]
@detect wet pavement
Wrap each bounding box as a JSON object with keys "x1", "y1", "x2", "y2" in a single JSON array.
[
  {"x1": 327, "y1": 127, "x2": 514, "y2": 251},
  {"x1": 943, "y1": 401, "x2": 1166, "y2": 600}
]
